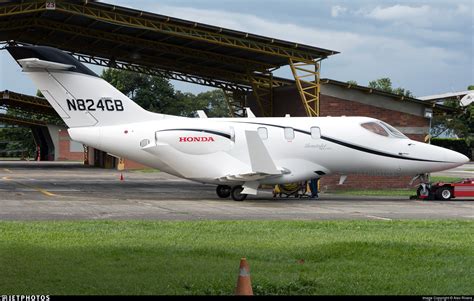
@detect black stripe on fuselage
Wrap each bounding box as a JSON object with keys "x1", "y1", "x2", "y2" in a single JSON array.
[
  {"x1": 157, "y1": 128, "x2": 232, "y2": 140},
  {"x1": 229, "y1": 120, "x2": 453, "y2": 164}
]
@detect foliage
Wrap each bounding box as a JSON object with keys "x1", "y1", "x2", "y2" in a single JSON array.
[
  {"x1": 468, "y1": 85, "x2": 474, "y2": 90},
  {"x1": 0, "y1": 126, "x2": 35, "y2": 158},
  {"x1": 101, "y1": 68, "x2": 176, "y2": 114},
  {"x1": 101, "y1": 68, "x2": 230, "y2": 117},
  {"x1": 431, "y1": 100, "x2": 473, "y2": 140},
  {"x1": 346, "y1": 80, "x2": 358, "y2": 85},
  {"x1": 175, "y1": 90, "x2": 231, "y2": 117},
  {"x1": 368, "y1": 77, "x2": 414, "y2": 97},
  {"x1": 431, "y1": 138, "x2": 471, "y2": 159}
]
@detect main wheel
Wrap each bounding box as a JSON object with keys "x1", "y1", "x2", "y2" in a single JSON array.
[
  {"x1": 231, "y1": 185, "x2": 247, "y2": 202},
  {"x1": 436, "y1": 187, "x2": 452, "y2": 200},
  {"x1": 216, "y1": 185, "x2": 231, "y2": 198}
]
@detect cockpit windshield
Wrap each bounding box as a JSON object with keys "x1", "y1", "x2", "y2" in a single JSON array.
[
  {"x1": 361, "y1": 122, "x2": 389, "y2": 137},
  {"x1": 379, "y1": 121, "x2": 407, "y2": 139},
  {"x1": 361, "y1": 121, "x2": 407, "y2": 139}
]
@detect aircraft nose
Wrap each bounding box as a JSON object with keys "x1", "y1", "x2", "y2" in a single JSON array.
[{"x1": 445, "y1": 149, "x2": 469, "y2": 166}]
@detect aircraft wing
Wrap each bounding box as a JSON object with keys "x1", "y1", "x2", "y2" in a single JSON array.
[
  {"x1": 217, "y1": 130, "x2": 282, "y2": 185},
  {"x1": 219, "y1": 172, "x2": 280, "y2": 182},
  {"x1": 244, "y1": 130, "x2": 280, "y2": 175}
]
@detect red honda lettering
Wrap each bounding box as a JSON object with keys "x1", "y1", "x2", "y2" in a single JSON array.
[{"x1": 178, "y1": 136, "x2": 216, "y2": 142}]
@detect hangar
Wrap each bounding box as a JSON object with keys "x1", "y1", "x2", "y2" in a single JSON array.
[
  {"x1": 0, "y1": 0, "x2": 455, "y2": 188},
  {"x1": 0, "y1": 90, "x2": 84, "y2": 161}
]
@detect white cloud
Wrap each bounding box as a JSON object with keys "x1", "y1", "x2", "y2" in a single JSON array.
[
  {"x1": 139, "y1": 4, "x2": 471, "y2": 95},
  {"x1": 365, "y1": 5, "x2": 431, "y2": 21},
  {"x1": 361, "y1": 3, "x2": 473, "y2": 28},
  {"x1": 456, "y1": 3, "x2": 471, "y2": 14},
  {"x1": 153, "y1": 5, "x2": 465, "y2": 59},
  {"x1": 331, "y1": 5, "x2": 347, "y2": 18}
]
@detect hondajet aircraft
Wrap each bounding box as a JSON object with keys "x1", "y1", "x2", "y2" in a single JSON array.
[{"x1": 6, "y1": 45, "x2": 469, "y2": 201}]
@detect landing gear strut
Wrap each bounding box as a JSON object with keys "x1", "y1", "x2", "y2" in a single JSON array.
[
  {"x1": 231, "y1": 185, "x2": 247, "y2": 202},
  {"x1": 216, "y1": 185, "x2": 231, "y2": 198}
]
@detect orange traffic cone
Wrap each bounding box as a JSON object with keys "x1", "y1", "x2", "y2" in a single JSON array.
[
  {"x1": 235, "y1": 258, "x2": 253, "y2": 295},
  {"x1": 120, "y1": 173, "x2": 124, "y2": 181}
]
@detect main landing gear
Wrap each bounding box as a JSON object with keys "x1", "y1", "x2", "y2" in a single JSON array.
[{"x1": 216, "y1": 185, "x2": 248, "y2": 202}]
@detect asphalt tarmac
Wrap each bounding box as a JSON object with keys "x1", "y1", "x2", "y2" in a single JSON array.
[{"x1": 0, "y1": 161, "x2": 472, "y2": 221}]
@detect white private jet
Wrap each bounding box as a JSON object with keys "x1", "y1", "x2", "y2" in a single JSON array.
[{"x1": 6, "y1": 45, "x2": 469, "y2": 201}]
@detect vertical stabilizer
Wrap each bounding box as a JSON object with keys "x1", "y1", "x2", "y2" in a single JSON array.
[{"x1": 7, "y1": 45, "x2": 164, "y2": 128}]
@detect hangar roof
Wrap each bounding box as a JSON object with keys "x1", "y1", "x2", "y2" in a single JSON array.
[
  {"x1": 0, "y1": 0, "x2": 338, "y2": 91},
  {"x1": 0, "y1": 90, "x2": 63, "y2": 126},
  {"x1": 418, "y1": 91, "x2": 473, "y2": 101},
  {"x1": 0, "y1": 112, "x2": 48, "y2": 127},
  {"x1": 1, "y1": 90, "x2": 57, "y2": 116}
]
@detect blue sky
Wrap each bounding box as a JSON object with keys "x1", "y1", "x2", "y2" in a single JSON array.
[{"x1": 1, "y1": 0, "x2": 472, "y2": 97}]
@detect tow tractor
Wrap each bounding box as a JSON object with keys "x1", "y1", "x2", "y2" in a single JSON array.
[{"x1": 417, "y1": 178, "x2": 474, "y2": 200}]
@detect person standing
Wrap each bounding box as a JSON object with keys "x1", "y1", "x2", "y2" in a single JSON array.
[{"x1": 309, "y1": 178, "x2": 320, "y2": 199}]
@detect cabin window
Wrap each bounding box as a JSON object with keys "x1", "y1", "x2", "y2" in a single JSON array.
[
  {"x1": 284, "y1": 127, "x2": 295, "y2": 140},
  {"x1": 361, "y1": 122, "x2": 389, "y2": 137},
  {"x1": 310, "y1": 127, "x2": 321, "y2": 139},
  {"x1": 257, "y1": 127, "x2": 268, "y2": 140}
]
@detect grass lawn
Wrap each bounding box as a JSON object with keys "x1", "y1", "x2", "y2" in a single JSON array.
[
  {"x1": 0, "y1": 220, "x2": 472, "y2": 295},
  {"x1": 431, "y1": 176, "x2": 463, "y2": 183}
]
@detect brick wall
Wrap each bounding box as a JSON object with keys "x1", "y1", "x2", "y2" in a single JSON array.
[
  {"x1": 57, "y1": 129, "x2": 84, "y2": 161},
  {"x1": 124, "y1": 159, "x2": 149, "y2": 170},
  {"x1": 320, "y1": 175, "x2": 415, "y2": 191},
  {"x1": 320, "y1": 94, "x2": 428, "y2": 131}
]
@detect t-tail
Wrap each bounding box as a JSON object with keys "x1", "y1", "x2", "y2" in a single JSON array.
[{"x1": 6, "y1": 45, "x2": 165, "y2": 128}]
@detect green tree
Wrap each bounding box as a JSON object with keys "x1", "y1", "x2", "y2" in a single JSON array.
[
  {"x1": 431, "y1": 100, "x2": 473, "y2": 139},
  {"x1": 368, "y1": 78, "x2": 393, "y2": 93},
  {"x1": 101, "y1": 68, "x2": 230, "y2": 117},
  {"x1": 101, "y1": 68, "x2": 177, "y2": 114},
  {"x1": 173, "y1": 90, "x2": 231, "y2": 117},
  {"x1": 468, "y1": 85, "x2": 474, "y2": 90},
  {"x1": 0, "y1": 126, "x2": 36, "y2": 158},
  {"x1": 194, "y1": 90, "x2": 231, "y2": 117},
  {"x1": 368, "y1": 77, "x2": 414, "y2": 97},
  {"x1": 347, "y1": 80, "x2": 358, "y2": 85}
]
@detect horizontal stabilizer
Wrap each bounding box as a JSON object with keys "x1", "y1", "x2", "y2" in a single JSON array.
[{"x1": 18, "y1": 58, "x2": 76, "y2": 71}]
